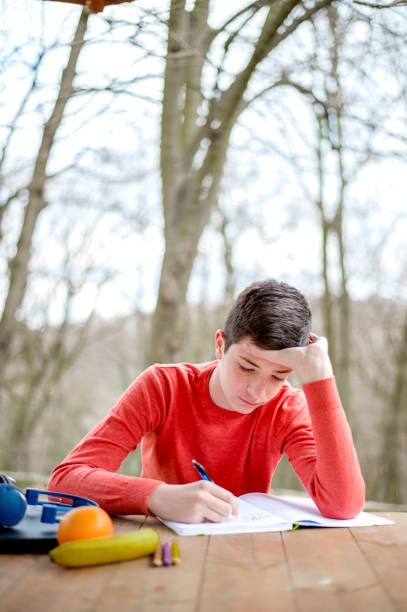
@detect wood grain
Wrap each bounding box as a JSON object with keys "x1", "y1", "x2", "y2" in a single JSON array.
[
  {"x1": 282, "y1": 525, "x2": 397, "y2": 611},
  {"x1": 350, "y1": 512, "x2": 407, "y2": 611},
  {"x1": 0, "y1": 513, "x2": 405, "y2": 612},
  {"x1": 199, "y1": 532, "x2": 294, "y2": 612},
  {"x1": 95, "y1": 521, "x2": 207, "y2": 612}
]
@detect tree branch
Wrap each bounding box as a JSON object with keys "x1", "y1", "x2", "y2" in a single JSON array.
[
  {"x1": 160, "y1": 0, "x2": 187, "y2": 218},
  {"x1": 353, "y1": 0, "x2": 407, "y2": 7},
  {"x1": 0, "y1": 9, "x2": 90, "y2": 392}
]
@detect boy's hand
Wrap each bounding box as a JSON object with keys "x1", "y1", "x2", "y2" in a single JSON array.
[
  {"x1": 244, "y1": 334, "x2": 333, "y2": 384},
  {"x1": 147, "y1": 481, "x2": 239, "y2": 523}
]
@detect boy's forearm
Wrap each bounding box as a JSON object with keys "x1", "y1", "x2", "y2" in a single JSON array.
[
  {"x1": 297, "y1": 351, "x2": 334, "y2": 384},
  {"x1": 48, "y1": 463, "x2": 163, "y2": 516},
  {"x1": 301, "y1": 378, "x2": 365, "y2": 518}
]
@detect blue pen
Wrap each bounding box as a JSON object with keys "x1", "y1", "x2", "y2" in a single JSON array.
[
  {"x1": 192, "y1": 459, "x2": 212, "y2": 482},
  {"x1": 192, "y1": 459, "x2": 238, "y2": 520}
]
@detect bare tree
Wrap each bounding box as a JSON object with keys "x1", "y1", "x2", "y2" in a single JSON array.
[
  {"x1": 0, "y1": 9, "x2": 90, "y2": 406},
  {"x1": 148, "y1": 0, "x2": 335, "y2": 364},
  {"x1": 232, "y1": 3, "x2": 407, "y2": 415},
  {"x1": 353, "y1": 0, "x2": 407, "y2": 8},
  {"x1": 0, "y1": 1, "x2": 166, "y2": 474},
  {"x1": 380, "y1": 306, "x2": 407, "y2": 503},
  {"x1": 284, "y1": 6, "x2": 359, "y2": 410},
  {"x1": 353, "y1": 289, "x2": 407, "y2": 504}
]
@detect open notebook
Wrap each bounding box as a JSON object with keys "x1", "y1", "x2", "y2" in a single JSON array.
[{"x1": 158, "y1": 493, "x2": 394, "y2": 536}]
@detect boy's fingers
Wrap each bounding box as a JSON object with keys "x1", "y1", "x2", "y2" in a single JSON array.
[
  {"x1": 202, "y1": 480, "x2": 232, "y2": 499},
  {"x1": 203, "y1": 507, "x2": 230, "y2": 523},
  {"x1": 205, "y1": 496, "x2": 236, "y2": 522},
  {"x1": 316, "y1": 336, "x2": 328, "y2": 350},
  {"x1": 203, "y1": 482, "x2": 238, "y2": 521}
]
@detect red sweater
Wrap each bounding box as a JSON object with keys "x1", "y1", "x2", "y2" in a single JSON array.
[{"x1": 48, "y1": 361, "x2": 365, "y2": 519}]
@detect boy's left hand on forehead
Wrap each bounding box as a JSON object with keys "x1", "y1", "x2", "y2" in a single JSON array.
[
  {"x1": 243, "y1": 341, "x2": 299, "y2": 369},
  {"x1": 244, "y1": 334, "x2": 331, "y2": 376}
]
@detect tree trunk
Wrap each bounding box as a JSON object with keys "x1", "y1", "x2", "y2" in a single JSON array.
[
  {"x1": 149, "y1": 119, "x2": 232, "y2": 363},
  {"x1": 0, "y1": 9, "x2": 89, "y2": 404},
  {"x1": 149, "y1": 0, "x2": 334, "y2": 364},
  {"x1": 381, "y1": 308, "x2": 407, "y2": 503}
]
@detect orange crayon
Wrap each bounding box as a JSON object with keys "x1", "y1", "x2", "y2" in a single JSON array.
[{"x1": 152, "y1": 540, "x2": 163, "y2": 566}]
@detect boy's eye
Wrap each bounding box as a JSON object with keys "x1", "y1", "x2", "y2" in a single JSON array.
[
  {"x1": 238, "y1": 364, "x2": 285, "y2": 381},
  {"x1": 239, "y1": 364, "x2": 254, "y2": 373}
]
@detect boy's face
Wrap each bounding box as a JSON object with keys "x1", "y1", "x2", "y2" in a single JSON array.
[{"x1": 209, "y1": 330, "x2": 292, "y2": 415}]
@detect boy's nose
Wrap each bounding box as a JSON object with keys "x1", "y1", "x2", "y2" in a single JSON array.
[{"x1": 247, "y1": 378, "x2": 270, "y2": 403}]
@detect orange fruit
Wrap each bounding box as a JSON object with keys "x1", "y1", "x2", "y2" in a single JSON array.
[{"x1": 57, "y1": 506, "x2": 114, "y2": 545}]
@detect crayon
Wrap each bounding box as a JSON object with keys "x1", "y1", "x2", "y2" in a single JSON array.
[
  {"x1": 152, "y1": 540, "x2": 163, "y2": 566},
  {"x1": 171, "y1": 542, "x2": 181, "y2": 565},
  {"x1": 162, "y1": 541, "x2": 172, "y2": 567}
]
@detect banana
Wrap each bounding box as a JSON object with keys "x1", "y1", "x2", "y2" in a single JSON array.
[{"x1": 49, "y1": 528, "x2": 159, "y2": 568}]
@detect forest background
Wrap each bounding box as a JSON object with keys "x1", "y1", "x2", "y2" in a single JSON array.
[{"x1": 0, "y1": 0, "x2": 406, "y2": 508}]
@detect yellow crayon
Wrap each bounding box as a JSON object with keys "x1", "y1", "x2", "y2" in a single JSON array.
[{"x1": 171, "y1": 541, "x2": 181, "y2": 565}]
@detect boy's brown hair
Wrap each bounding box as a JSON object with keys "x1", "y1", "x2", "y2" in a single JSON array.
[{"x1": 223, "y1": 279, "x2": 311, "y2": 351}]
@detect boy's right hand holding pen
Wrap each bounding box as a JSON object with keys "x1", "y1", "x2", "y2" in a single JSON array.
[{"x1": 147, "y1": 462, "x2": 239, "y2": 524}]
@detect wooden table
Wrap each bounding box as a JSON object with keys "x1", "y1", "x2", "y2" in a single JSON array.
[{"x1": 1, "y1": 512, "x2": 406, "y2": 612}]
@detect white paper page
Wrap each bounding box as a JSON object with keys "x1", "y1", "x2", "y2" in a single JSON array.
[
  {"x1": 237, "y1": 497, "x2": 290, "y2": 525},
  {"x1": 159, "y1": 497, "x2": 292, "y2": 535},
  {"x1": 239, "y1": 493, "x2": 394, "y2": 527}
]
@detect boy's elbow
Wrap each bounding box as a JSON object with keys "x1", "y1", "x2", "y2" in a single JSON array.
[
  {"x1": 328, "y1": 500, "x2": 363, "y2": 520},
  {"x1": 324, "y1": 482, "x2": 366, "y2": 520},
  {"x1": 47, "y1": 472, "x2": 63, "y2": 495},
  {"x1": 314, "y1": 475, "x2": 365, "y2": 519},
  {"x1": 47, "y1": 464, "x2": 75, "y2": 493}
]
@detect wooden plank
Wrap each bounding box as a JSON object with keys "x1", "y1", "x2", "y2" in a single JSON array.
[
  {"x1": 199, "y1": 532, "x2": 295, "y2": 612},
  {"x1": 282, "y1": 526, "x2": 397, "y2": 612},
  {"x1": 0, "y1": 554, "x2": 37, "y2": 597},
  {"x1": 95, "y1": 520, "x2": 207, "y2": 612},
  {"x1": 0, "y1": 554, "x2": 122, "y2": 612},
  {"x1": 2, "y1": 514, "x2": 406, "y2": 612},
  {"x1": 109, "y1": 514, "x2": 147, "y2": 533},
  {"x1": 0, "y1": 515, "x2": 148, "y2": 612},
  {"x1": 350, "y1": 512, "x2": 407, "y2": 611}
]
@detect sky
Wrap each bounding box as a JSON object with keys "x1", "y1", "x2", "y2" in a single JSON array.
[{"x1": 1, "y1": 0, "x2": 406, "y2": 324}]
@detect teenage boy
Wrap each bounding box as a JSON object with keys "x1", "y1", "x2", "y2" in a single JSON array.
[{"x1": 48, "y1": 279, "x2": 365, "y2": 522}]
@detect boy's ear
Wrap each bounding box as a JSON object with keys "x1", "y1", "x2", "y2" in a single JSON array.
[{"x1": 215, "y1": 329, "x2": 225, "y2": 359}]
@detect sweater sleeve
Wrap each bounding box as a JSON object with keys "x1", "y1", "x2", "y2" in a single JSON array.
[
  {"x1": 47, "y1": 366, "x2": 167, "y2": 516},
  {"x1": 281, "y1": 377, "x2": 365, "y2": 519}
]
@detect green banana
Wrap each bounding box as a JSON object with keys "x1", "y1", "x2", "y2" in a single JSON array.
[{"x1": 49, "y1": 528, "x2": 159, "y2": 568}]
